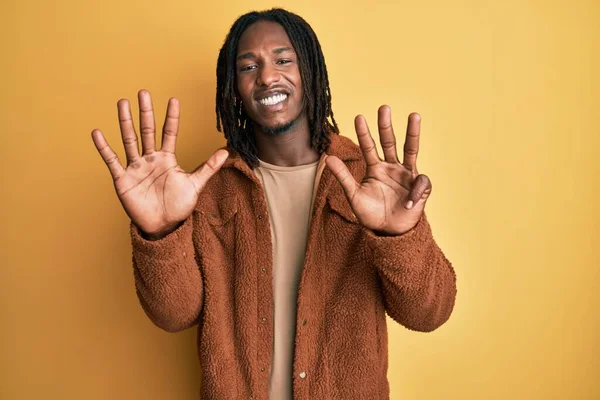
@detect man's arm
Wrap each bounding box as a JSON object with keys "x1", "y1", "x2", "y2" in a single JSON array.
[
  {"x1": 130, "y1": 214, "x2": 204, "y2": 333},
  {"x1": 91, "y1": 90, "x2": 229, "y2": 333},
  {"x1": 365, "y1": 213, "x2": 456, "y2": 332},
  {"x1": 325, "y1": 108, "x2": 456, "y2": 331}
]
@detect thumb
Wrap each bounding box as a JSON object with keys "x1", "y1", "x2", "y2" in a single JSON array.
[
  {"x1": 189, "y1": 149, "x2": 229, "y2": 194},
  {"x1": 324, "y1": 155, "x2": 359, "y2": 201}
]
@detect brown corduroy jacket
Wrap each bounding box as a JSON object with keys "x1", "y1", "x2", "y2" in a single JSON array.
[{"x1": 130, "y1": 133, "x2": 457, "y2": 400}]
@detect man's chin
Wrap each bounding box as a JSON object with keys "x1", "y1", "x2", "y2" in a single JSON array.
[{"x1": 258, "y1": 119, "x2": 295, "y2": 136}]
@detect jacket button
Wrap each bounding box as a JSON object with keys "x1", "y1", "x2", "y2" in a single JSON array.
[
  {"x1": 299, "y1": 371, "x2": 307, "y2": 379},
  {"x1": 302, "y1": 319, "x2": 307, "y2": 326},
  {"x1": 260, "y1": 317, "x2": 266, "y2": 323},
  {"x1": 258, "y1": 215, "x2": 263, "y2": 220}
]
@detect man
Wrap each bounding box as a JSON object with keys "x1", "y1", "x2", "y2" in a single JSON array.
[{"x1": 91, "y1": 8, "x2": 456, "y2": 400}]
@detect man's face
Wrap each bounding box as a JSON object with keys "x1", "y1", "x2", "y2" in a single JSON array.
[{"x1": 236, "y1": 21, "x2": 305, "y2": 135}]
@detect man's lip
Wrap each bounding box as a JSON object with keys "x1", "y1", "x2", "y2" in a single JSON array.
[{"x1": 254, "y1": 90, "x2": 290, "y2": 101}]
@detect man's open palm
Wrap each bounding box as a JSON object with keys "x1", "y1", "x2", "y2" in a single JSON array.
[
  {"x1": 325, "y1": 106, "x2": 432, "y2": 235},
  {"x1": 91, "y1": 90, "x2": 229, "y2": 237}
]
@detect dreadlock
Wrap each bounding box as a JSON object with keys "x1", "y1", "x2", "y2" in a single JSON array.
[{"x1": 215, "y1": 8, "x2": 339, "y2": 168}]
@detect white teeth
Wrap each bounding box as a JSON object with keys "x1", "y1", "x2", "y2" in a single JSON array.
[{"x1": 259, "y1": 94, "x2": 287, "y2": 106}]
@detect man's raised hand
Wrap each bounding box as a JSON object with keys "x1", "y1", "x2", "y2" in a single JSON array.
[
  {"x1": 325, "y1": 106, "x2": 432, "y2": 235},
  {"x1": 91, "y1": 90, "x2": 228, "y2": 238}
]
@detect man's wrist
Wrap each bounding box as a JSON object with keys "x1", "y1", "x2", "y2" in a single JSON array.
[{"x1": 140, "y1": 221, "x2": 185, "y2": 241}]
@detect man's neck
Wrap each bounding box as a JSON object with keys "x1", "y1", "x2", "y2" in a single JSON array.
[{"x1": 254, "y1": 118, "x2": 320, "y2": 167}]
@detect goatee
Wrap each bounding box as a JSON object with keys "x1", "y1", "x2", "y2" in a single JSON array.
[{"x1": 259, "y1": 119, "x2": 296, "y2": 136}]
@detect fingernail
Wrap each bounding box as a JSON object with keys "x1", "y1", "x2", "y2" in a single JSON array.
[{"x1": 406, "y1": 200, "x2": 413, "y2": 209}]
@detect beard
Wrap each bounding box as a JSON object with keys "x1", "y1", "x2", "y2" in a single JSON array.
[
  {"x1": 253, "y1": 105, "x2": 305, "y2": 137},
  {"x1": 259, "y1": 119, "x2": 296, "y2": 136}
]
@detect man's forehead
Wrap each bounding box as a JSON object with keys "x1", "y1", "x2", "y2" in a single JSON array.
[{"x1": 236, "y1": 20, "x2": 294, "y2": 55}]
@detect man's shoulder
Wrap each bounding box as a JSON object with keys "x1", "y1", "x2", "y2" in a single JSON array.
[
  {"x1": 203, "y1": 164, "x2": 247, "y2": 194},
  {"x1": 328, "y1": 133, "x2": 362, "y2": 161},
  {"x1": 194, "y1": 165, "x2": 246, "y2": 217},
  {"x1": 328, "y1": 133, "x2": 366, "y2": 178}
]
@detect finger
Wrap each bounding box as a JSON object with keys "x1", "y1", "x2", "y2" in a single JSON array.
[
  {"x1": 355, "y1": 115, "x2": 380, "y2": 167},
  {"x1": 189, "y1": 149, "x2": 229, "y2": 194},
  {"x1": 117, "y1": 99, "x2": 141, "y2": 164},
  {"x1": 324, "y1": 155, "x2": 360, "y2": 201},
  {"x1": 161, "y1": 98, "x2": 180, "y2": 154},
  {"x1": 405, "y1": 174, "x2": 432, "y2": 209},
  {"x1": 403, "y1": 112, "x2": 421, "y2": 173},
  {"x1": 378, "y1": 105, "x2": 399, "y2": 163},
  {"x1": 91, "y1": 129, "x2": 126, "y2": 180},
  {"x1": 138, "y1": 89, "x2": 156, "y2": 155}
]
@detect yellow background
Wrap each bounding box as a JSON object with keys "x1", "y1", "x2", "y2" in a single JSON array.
[{"x1": 1, "y1": 0, "x2": 598, "y2": 399}]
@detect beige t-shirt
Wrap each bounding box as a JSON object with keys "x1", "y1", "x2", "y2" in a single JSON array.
[{"x1": 254, "y1": 154, "x2": 327, "y2": 400}]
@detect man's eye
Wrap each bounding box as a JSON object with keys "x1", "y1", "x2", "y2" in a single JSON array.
[
  {"x1": 240, "y1": 65, "x2": 256, "y2": 72},
  {"x1": 277, "y1": 59, "x2": 292, "y2": 65}
]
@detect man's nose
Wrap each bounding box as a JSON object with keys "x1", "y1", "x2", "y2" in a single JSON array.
[{"x1": 257, "y1": 63, "x2": 281, "y2": 87}]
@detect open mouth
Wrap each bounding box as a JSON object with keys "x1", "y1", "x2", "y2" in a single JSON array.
[{"x1": 257, "y1": 93, "x2": 288, "y2": 106}]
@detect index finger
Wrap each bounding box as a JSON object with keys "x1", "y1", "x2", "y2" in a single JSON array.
[
  {"x1": 403, "y1": 112, "x2": 421, "y2": 172},
  {"x1": 160, "y1": 98, "x2": 180, "y2": 154},
  {"x1": 355, "y1": 115, "x2": 380, "y2": 167}
]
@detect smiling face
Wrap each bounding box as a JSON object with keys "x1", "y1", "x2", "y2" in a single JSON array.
[{"x1": 235, "y1": 21, "x2": 306, "y2": 135}]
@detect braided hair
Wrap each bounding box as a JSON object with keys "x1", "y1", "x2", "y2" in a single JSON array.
[{"x1": 216, "y1": 8, "x2": 339, "y2": 167}]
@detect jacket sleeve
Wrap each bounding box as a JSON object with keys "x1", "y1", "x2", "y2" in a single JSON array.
[
  {"x1": 365, "y1": 213, "x2": 457, "y2": 332},
  {"x1": 130, "y1": 212, "x2": 203, "y2": 333}
]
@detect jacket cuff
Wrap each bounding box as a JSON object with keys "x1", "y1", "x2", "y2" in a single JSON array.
[
  {"x1": 130, "y1": 216, "x2": 195, "y2": 265},
  {"x1": 364, "y1": 213, "x2": 433, "y2": 269}
]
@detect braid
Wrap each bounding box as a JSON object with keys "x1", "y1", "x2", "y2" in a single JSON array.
[{"x1": 215, "y1": 8, "x2": 339, "y2": 168}]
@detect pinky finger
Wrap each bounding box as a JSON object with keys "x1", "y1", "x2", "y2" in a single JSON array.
[{"x1": 91, "y1": 129, "x2": 126, "y2": 180}]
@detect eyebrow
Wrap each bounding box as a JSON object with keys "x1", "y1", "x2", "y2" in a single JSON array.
[{"x1": 236, "y1": 47, "x2": 295, "y2": 61}]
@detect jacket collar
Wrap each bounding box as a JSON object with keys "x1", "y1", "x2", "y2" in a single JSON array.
[{"x1": 220, "y1": 133, "x2": 363, "y2": 182}]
